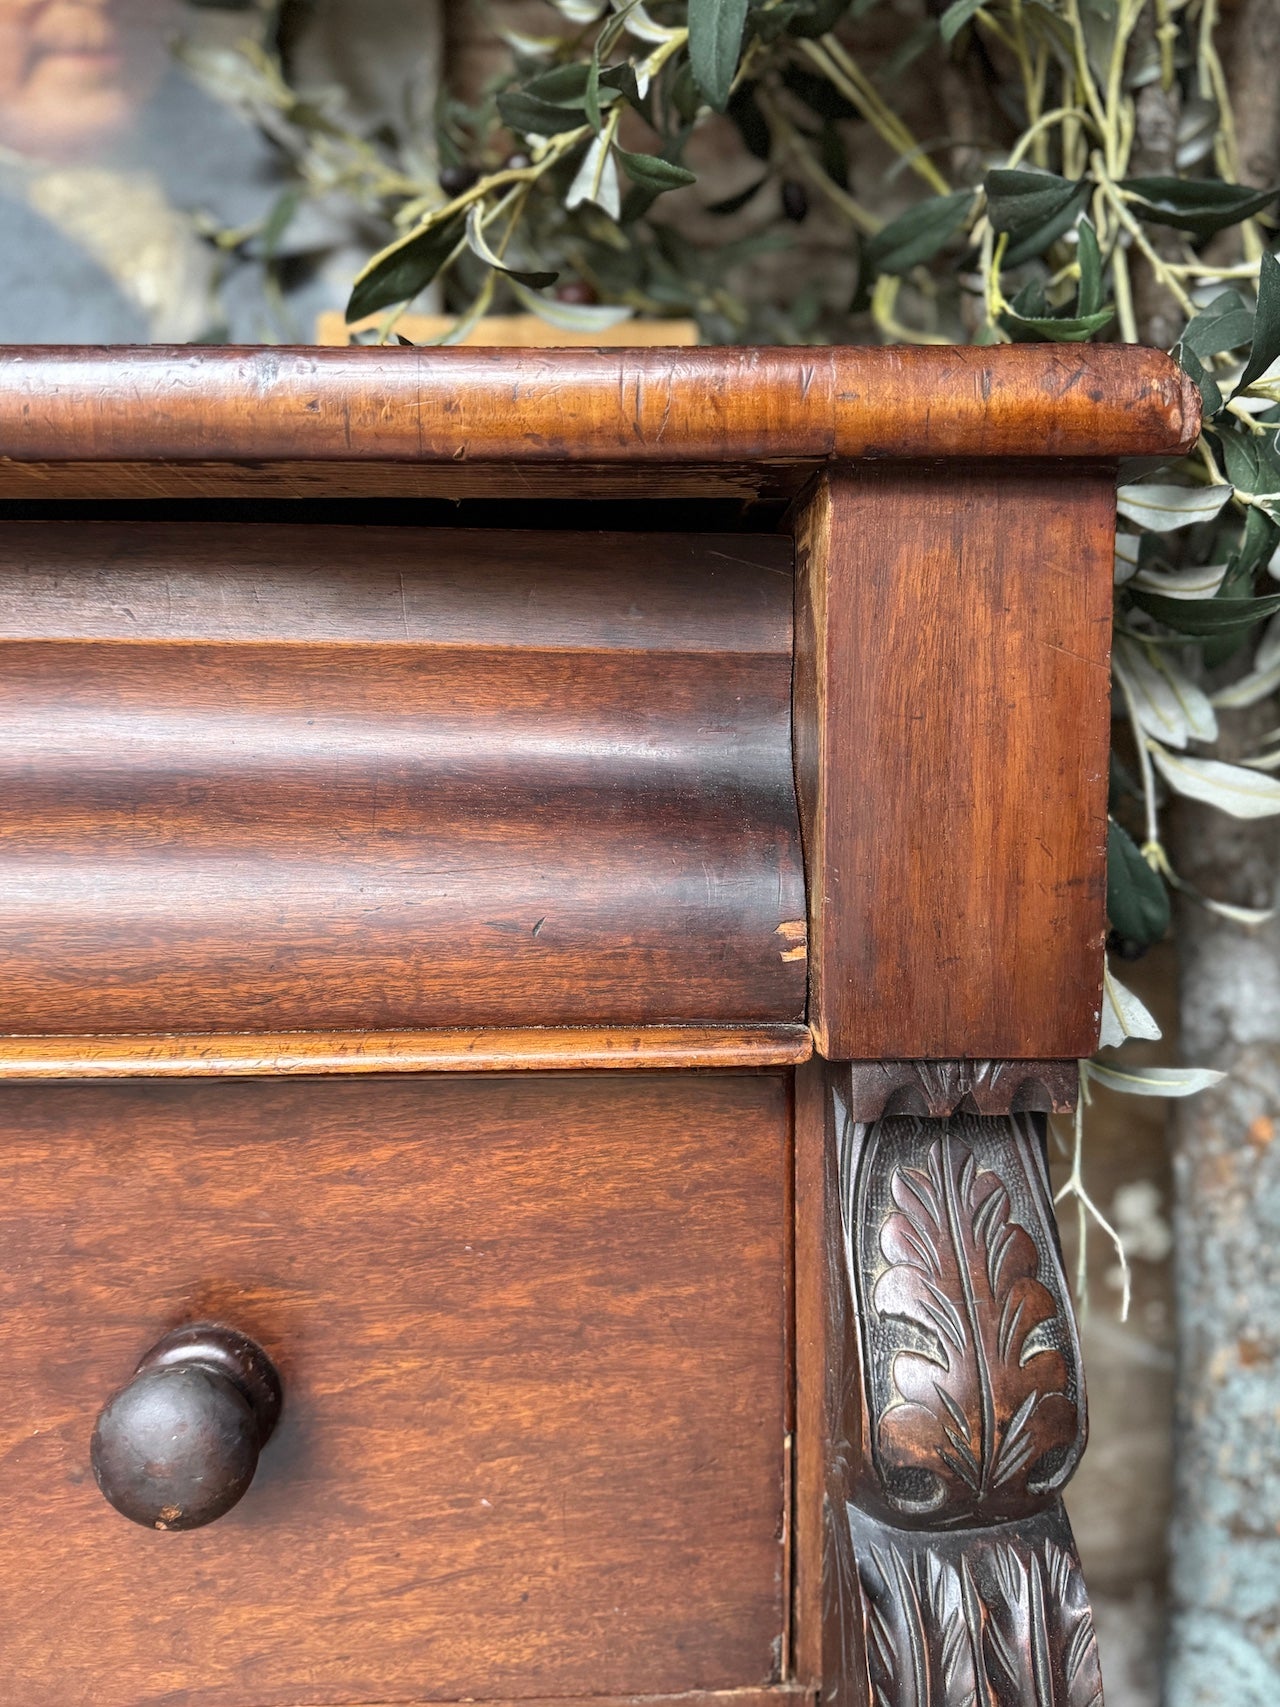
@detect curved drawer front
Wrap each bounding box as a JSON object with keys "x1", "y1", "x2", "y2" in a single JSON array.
[
  {"x1": 0, "y1": 521, "x2": 805, "y2": 1032},
  {"x1": 0, "y1": 1073, "x2": 789, "y2": 1707}
]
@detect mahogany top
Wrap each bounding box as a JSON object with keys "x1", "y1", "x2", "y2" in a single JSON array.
[{"x1": 0, "y1": 344, "x2": 1198, "y2": 473}]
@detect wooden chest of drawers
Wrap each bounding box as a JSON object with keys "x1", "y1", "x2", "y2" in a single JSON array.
[{"x1": 0, "y1": 344, "x2": 1197, "y2": 1707}]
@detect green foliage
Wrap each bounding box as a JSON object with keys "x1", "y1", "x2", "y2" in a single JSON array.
[
  {"x1": 346, "y1": 214, "x2": 466, "y2": 323},
  {"x1": 859, "y1": 192, "x2": 974, "y2": 279},
  {"x1": 985, "y1": 170, "x2": 1090, "y2": 265},
  {"x1": 1107, "y1": 819, "x2": 1171, "y2": 947},
  {"x1": 689, "y1": 0, "x2": 751, "y2": 111}
]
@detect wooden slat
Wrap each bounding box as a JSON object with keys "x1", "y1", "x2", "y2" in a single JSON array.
[
  {"x1": 0, "y1": 346, "x2": 1198, "y2": 474},
  {"x1": 0, "y1": 1025, "x2": 813, "y2": 1078},
  {"x1": 793, "y1": 462, "x2": 1115, "y2": 1061}
]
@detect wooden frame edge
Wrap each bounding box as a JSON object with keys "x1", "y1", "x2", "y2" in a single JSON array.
[{"x1": 0, "y1": 1024, "x2": 813, "y2": 1079}]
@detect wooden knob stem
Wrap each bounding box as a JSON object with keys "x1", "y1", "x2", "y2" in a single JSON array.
[{"x1": 90, "y1": 1324, "x2": 282, "y2": 1531}]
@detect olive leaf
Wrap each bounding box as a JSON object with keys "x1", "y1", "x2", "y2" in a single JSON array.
[
  {"x1": 1237, "y1": 250, "x2": 1280, "y2": 393},
  {"x1": 1120, "y1": 175, "x2": 1280, "y2": 237},
  {"x1": 616, "y1": 149, "x2": 697, "y2": 191},
  {"x1": 1115, "y1": 483, "x2": 1232, "y2": 531},
  {"x1": 1107, "y1": 819, "x2": 1171, "y2": 945},
  {"x1": 1129, "y1": 590, "x2": 1280, "y2": 637},
  {"x1": 862, "y1": 191, "x2": 975, "y2": 278},
  {"x1": 463, "y1": 206, "x2": 558, "y2": 289},
  {"x1": 939, "y1": 0, "x2": 985, "y2": 42},
  {"x1": 1076, "y1": 217, "x2": 1104, "y2": 316},
  {"x1": 1085, "y1": 1063, "x2": 1227, "y2": 1096},
  {"x1": 1180, "y1": 288, "x2": 1254, "y2": 359},
  {"x1": 346, "y1": 212, "x2": 466, "y2": 322},
  {"x1": 1176, "y1": 343, "x2": 1224, "y2": 416},
  {"x1": 1150, "y1": 746, "x2": 1280, "y2": 818},
  {"x1": 1100, "y1": 959, "x2": 1164, "y2": 1044},
  {"x1": 689, "y1": 0, "x2": 751, "y2": 112},
  {"x1": 496, "y1": 89, "x2": 585, "y2": 137},
  {"x1": 984, "y1": 168, "x2": 1090, "y2": 265}
]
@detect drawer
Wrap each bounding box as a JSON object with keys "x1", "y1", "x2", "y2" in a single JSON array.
[
  {"x1": 0, "y1": 1073, "x2": 789, "y2": 1707},
  {"x1": 0, "y1": 520, "x2": 804, "y2": 1035}
]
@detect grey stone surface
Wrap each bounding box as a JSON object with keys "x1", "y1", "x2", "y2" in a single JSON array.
[{"x1": 1166, "y1": 717, "x2": 1280, "y2": 1706}]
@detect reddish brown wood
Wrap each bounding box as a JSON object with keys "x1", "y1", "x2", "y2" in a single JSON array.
[
  {"x1": 0, "y1": 1023, "x2": 812, "y2": 1077},
  {"x1": 0, "y1": 458, "x2": 794, "y2": 502},
  {"x1": 0, "y1": 346, "x2": 1196, "y2": 480},
  {"x1": 0, "y1": 520, "x2": 793, "y2": 647},
  {"x1": 267, "y1": 1694, "x2": 814, "y2": 1707},
  {"x1": 0, "y1": 1072, "x2": 789, "y2": 1706},
  {"x1": 842, "y1": 1059, "x2": 1079, "y2": 1119},
  {"x1": 0, "y1": 523, "x2": 805, "y2": 1033},
  {"x1": 792, "y1": 463, "x2": 1115, "y2": 1062},
  {"x1": 792, "y1": 1064, "x2": 1102, "y2": 1706}
]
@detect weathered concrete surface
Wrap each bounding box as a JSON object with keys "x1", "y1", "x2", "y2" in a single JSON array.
[{"x1": 1167, "y1": 728, "x2": 1280, "y2": 1707}]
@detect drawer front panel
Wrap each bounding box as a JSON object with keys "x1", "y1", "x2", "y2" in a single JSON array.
[
  {"x1": 0, "y1": 1074, "x2": 789, "y2": 1707},
  {"x1": 0, "y1": 521, "x2": 805, "y2": 1033}
]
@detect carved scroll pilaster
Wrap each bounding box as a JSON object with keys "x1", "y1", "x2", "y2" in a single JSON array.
[{"x1": 818, "y1": 1066, "x2": 1103, "y2": 1706}]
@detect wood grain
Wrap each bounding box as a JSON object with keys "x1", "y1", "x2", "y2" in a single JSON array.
[
  {"x1": 0, "y1": 459, "x2": 781, "y2": 502},
  {"x1": 793, "y1": 463, "x2": 1115, "y2": 1061},
  {"x1": 0, "y1": 523, "x2": 805, "y2": 1033},
  {"x1": 792, "y1": 1065, "x2": 1101, "y2": 1706},
  {"x1": 841, "y1": 1059, "x2": 1079, "y2": 1119},
  {"x1": 0, "y1": 1073, "x2": 790, "y2": 1706},
  {"x1": 0, "y1": 346, "x2": 1197, "y2": 473},
  {"x1": 0, "y1": 1024, "x2": 813, "y2": 1077},
  {"x1": 0, "y1": 520, "x2": 793, "y2": 648}
]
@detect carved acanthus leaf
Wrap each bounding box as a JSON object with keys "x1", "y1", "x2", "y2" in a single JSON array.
[
  {"x1": 873, "y1": 1134, "x2": 1078, "y2": 1523},
  {"x1": 851, "y1": 1505, "x2": 1104, "y2": 1707}
]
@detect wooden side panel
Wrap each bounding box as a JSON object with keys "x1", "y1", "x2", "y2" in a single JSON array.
[
  {"x1": 0, "y1": 1073, "x2": 789, "y2": 1707},
  {"x1": 0, "y1": 523, "x2": 806, "y2": 1033},
  {"x1": 793, "y1": 463, "x2": 1115, "y2": 1062}
]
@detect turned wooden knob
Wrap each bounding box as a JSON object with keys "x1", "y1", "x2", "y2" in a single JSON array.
[{"x1": 90, "y1": 1324, "x2": 282, "y2": 1531}]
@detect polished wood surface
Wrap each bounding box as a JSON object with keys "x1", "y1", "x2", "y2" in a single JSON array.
[
  {"x1": 792, "y1": 1065, "x2": 1101, "y2": 1706},
  {"x1": 0, "y1": 523, "x2": 805, "y2": 1033},
  {"x1": 0, "y1": 1073, "x2": 789, "y2": 1706},
  {"x1": 0, "y1": 1023, "x2": 812, "y2": 1077},
  {"x1": 793, "y1": 463, "x2": 1114, "y2": 1062},
  {"x1": 0, "y1": 520, "x2": 792, "y2": 646},
  {"x1": 0, "y1": 346, "x2": 1196, "y2": 479}
]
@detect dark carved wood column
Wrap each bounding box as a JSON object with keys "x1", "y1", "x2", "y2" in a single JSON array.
[
  {"x1": 838, "y1": 1080, "x2": 1101, "y2": 1704},
  {"x1": 791, "y1": 461, "x2": 1128, "y2": 1704},
  {"x1": 795, "y1": 1065, "x2": 1103, "y2": 1707}
]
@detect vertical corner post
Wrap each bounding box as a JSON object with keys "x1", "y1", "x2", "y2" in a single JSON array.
[{"x1": 791, "y1": 461, "x2": 1119, "y2": 1704}]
